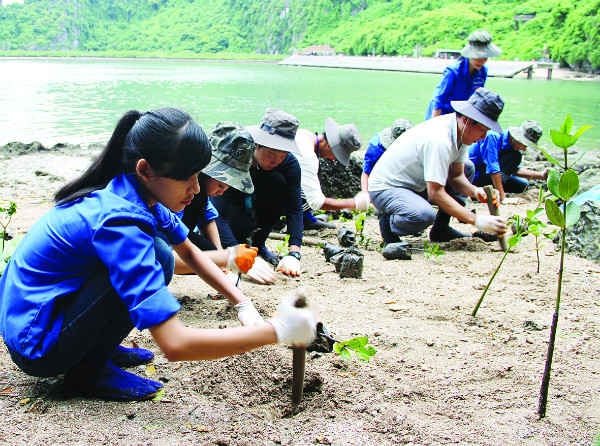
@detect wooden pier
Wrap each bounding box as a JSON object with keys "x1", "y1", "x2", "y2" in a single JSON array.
[{"x1": 280, "y1": 55, "x2": 558, "y2": 79}]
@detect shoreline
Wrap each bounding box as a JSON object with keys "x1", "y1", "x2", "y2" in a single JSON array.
[{"x1": 1, "y1": 54, "x2": 598, "y2": 81}]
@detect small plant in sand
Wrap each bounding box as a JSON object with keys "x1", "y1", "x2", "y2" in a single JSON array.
[
  {"x1": 0, "y1": 201, "x2": 18, "y2": 275},
  {"x1": 472, "y1": 195, "x2": 552, "y2": 316},
  {"x1": 275, "y1": 234, "x2": 290, "y2": 257},
  {"x1": 471, "y1": 115, "x2": 592, "y2": 418},
  {"x1": 536, "y1": 115, "x2": 591, "y2": 419},
  {"x1": 513, "y1": 187, "x2": 556, "y2": 274},
  {"x1": 353, "y1": 211, "x2": 370, "y2": 248},
  {"x1": 333, "y1": 336, "x2": 377, "y2": 362},
  {"x1": 423, "y1": 240, "x2": 444, "y2": 260}
]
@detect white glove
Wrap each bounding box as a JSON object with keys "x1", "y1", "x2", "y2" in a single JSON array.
[
  {"x1": 354, "y1": 191, "x2": 371, "y2": 211},
  {"x1": 268, "y1": 291, "x2": 317, "y2": 346},
  {"x1": 234, "y1": 299, "x2": 264, "y2": 326},
  {"x1": 475, "y1": 214, "x2": 508, "y2": 235},
  {"x1": 246, "y1": 257, "x2": 276, "y2": 285},
  {"x1": 276, "y1": 255, "x2": 301, "y2": 277}
]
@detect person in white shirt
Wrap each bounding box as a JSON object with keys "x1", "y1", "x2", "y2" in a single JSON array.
[
  {"x1": 368, "y1": 88, "x2": 508, "y2": 246},
  {"x1": 294, "y1": 117, "x2": 368, "y2": 229}
]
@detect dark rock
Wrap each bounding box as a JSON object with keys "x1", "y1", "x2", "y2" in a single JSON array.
[
  {"x1": 563, "y1": 201, "x2": 600, "y2": 262},
  {"x1": 1, "y1": 141, "x2": 49, "y2": 156},
  {"x1": 317, "y1": 153, "x2": 362, "y2": 198}
]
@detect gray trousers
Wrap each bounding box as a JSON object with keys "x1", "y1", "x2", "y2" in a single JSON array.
[
  {"x1": 370, "y1": 188, "x2": 435, "y2": 237},
  {"x1": 370, "y1": 162, "x2": 475, "y2": 238}
]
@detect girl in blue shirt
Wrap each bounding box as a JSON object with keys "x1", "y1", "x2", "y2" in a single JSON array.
[
  {"x1": 425, "y1": 30, "x2": 501, "y2": 120},
  {"x1": 0, "y1": 108, "x2": 316, "y2": 401}
]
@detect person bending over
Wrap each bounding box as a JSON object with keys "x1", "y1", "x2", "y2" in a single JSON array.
[
  {"x1": 177, "y1": 121, "x2": 274, "y2": 284},
  {"x1": 369, "y1": 88, "x2": 508, "y2": 247},
  {"x1": 294, "y1": 117, "x2": 364, "y2": 230},
  {"x1": 425, "y1": 30, "x2": 501, "y2": 120},
  {"x1": 0, "y1": 108, "x2": 315, "y2": 401},
  {"x1": 212, "y1": 109, "x2": 304, "y2": 278}
]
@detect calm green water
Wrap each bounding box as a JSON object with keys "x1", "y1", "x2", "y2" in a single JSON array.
[{"x1": 0, "y1": 57, "x2": 598, "y2": 150}]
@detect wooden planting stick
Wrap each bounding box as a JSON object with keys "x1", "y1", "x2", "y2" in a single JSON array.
[
  {"x1": 483, "y1": 185, "x2": 508, "y2": 251},
  {"x1": 291, "y1": 293, "x2": 308, "y2": 410}
]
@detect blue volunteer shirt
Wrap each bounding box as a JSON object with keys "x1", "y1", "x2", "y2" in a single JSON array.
[
  {"x1": 469, "y1": 131, "x2": 511, "y2": 182},
  {"x1": 363, "y1": 133, "x2": 386, "y2": 175},
  {"x1": 0, "y1": 173, "x2": 187, "y2": 359},
  {"x1": 425, "y1": 58, "x2": 487, "y2": 119}
]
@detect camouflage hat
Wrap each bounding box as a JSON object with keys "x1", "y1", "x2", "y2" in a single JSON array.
[
  {"x1": 202, "y1": 121, "x2": 255, "y2": 194},
  {"x1": 246, "y1": 108, "x2": 299, "y2": 153},
  {"x1": 379, "y1": 118, "x2": 414, "y2": 148},
  {"x1": 460, "y1": 30, "x2": 502, "y2": 59},
  {"x1": 509, "y1": 120, "x2": 542, "y2": 149},
  {"x1": 324, "y1": 118, "x2": 362, "y2": 167}
]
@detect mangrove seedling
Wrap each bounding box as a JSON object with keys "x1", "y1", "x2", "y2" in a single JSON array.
[
  {"x1": 423, "y1": 240, "x2": 444, "y2": 260},
  {"x1": 471, "y1": 222, "x2": 526, "y2": 317},
  {"x1": 275, "y1": 234, "x2": 290, "y2": 257},
  {"x1": 537, "y1": 115, "x2": 591, "y2": 419},
  {"x1": 333, "y1": 336, "x2": 377, "y2": 362},
  {"x1": 0, "y1": 201, "x2": 17, "y2": 275}
]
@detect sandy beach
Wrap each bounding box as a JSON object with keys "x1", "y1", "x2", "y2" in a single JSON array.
[{"x1": 0, "y1": 149, "x2": 599, "y2": 445}]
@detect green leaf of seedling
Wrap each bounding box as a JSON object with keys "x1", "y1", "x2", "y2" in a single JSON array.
[
  {"x1": 550, "y1": 129, "x2": 576, "y2": 150},
  {"x1": 546, "y1": 169, "x2": 561, "y2": 198},
  {"x1": 565, "y1": 202, "x2": 581, "y2": 228},
  {"x1": 337, "y1": 347, "x2": 352, "y2": 360},
  {"x1": 558, "y1": 170, "x2": 579, "y2": 200},
  {"x1": 560, "y1": 115, "x2": 573, "y2": 135},
  {"x1": 354, "y1": 345, "x2": 377, "y2": 362},
  {"x1": 528, "y1": 223, "x2": 542, "y2": 237},
  {"x1": 545, "y1": 199, "x2": 565, "y2": 228},
  {"x1": 333, "y1": 336, "x2": 376, "y2": 362},
  {"x1": 526, "y1": 207, "x2": 545, "y2": 222},
  {"x1": 354, "y1": 212, "x2": 365, "y2": 233},
  {"x1": 572, "y1": 124, "x2": 593, "y2": 142},
  {"x1": 345, "y1": 336, "x2": 368, "y2": 349},
  {"x1": 508, "y1": 234, "x2": 521, "y2": 248}
]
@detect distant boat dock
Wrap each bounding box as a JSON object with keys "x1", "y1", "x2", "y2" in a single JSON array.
[{"x1": 280, "y1": 55, "x2": 559, "y2": 79}]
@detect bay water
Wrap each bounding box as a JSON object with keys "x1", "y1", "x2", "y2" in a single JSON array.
[{"x1": 0, "y1": 57, "x2": 598, "y2": 150}]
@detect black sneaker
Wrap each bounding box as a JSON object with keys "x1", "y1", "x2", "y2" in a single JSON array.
[
  {"x1": 381, "y1": 242, "x2": 412, "y2": 260},
  {"x1": 472, "y1": 231, "x2": 498, "y2": 242},
  {"x1": 429, "y1": 226, "x2": 469, "y2": 242},
  {"x1": 304, "y1": 219, "x2": 336, "y2": 230}
]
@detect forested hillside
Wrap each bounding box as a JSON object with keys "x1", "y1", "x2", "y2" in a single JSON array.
[{"x1": 0, "y1": 0, "x2": 598, "y2": 70}]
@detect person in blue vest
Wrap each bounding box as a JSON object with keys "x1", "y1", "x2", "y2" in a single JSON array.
[
  {"x1": 469, "y1": 120, "x2": 547, "y2": 203},
  {"x1": 361, "y1": 118, "x2": 414, "y2": 193},
  {"x1": 425, "y1": 30, "x2": 501, "y2": 120},
  {"x1": 0, "y1": 108, "x2": 316, "y2": 401}
]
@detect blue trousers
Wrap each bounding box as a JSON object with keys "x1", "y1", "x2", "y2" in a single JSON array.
[{"x1": 8, "y1": 236, "x2": 174, "y2": 378}]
